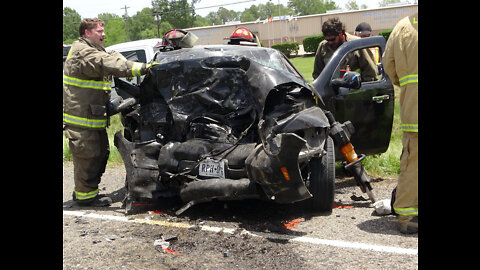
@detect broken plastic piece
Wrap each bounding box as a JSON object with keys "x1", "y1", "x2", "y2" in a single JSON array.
[
  {"x1": 154, "y1": 237, "x2": 182, "y2": 255},
  {"x1": 281, "y1": 218, "x2": 304, "y2": 229},
  {"x1": 132, "y1": 203, "x2": 153, "y2": 207},
  {"x1": 163, "y1": 248, "x2": 181, "y2": 255},
  {"x1": 333, "y1": 204, "x2": 353, "y2": 209},
  {"x1": 149, "y1": 210, "x2": 165, "y2": 214},
  {"x1": 373, "y1": 199, "x2": 392, "y2": 215},
  {"x1": 280, "y1": 167, "x2": 291, "y2": 181}
]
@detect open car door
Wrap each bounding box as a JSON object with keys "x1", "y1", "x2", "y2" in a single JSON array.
[{"x1": 312, "y1": 36, "x2": 394, "y2": 156}]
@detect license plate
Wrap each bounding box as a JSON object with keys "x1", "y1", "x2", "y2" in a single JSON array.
[{"x1": 199, "y1": 159, "x2": 225, "y2": 178}]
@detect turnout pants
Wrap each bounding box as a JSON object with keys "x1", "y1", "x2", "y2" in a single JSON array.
[
  {"x1": 393, "y1": 132, "x2": 418, "y2": 216},
  {"x1": 65, "y1": 126, "x2": 110, "y2": 201}
]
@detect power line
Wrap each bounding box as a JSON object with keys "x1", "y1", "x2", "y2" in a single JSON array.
[
  {"x1": 195, "y1": 0, "x2": 256, "y2": 11},
  {"x1": 64, "y1": 0, "x2": 258, "y2": 25}
]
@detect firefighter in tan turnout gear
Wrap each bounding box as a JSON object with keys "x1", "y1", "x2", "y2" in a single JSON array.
[
  {"x1": 383, "y1": 13, "x2": 418, "y2": 234},
  {"x1": 63, "y1": 18, "x2": 157, "y2": 206}
]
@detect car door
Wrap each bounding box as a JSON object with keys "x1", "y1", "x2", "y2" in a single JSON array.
[{"x1": 312, "y1": 36, "x2": 394, "y2": 156}]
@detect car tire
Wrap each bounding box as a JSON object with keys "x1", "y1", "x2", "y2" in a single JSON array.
[{"x1": 304, "y1": 136, "x2": 335, "y2": 212}]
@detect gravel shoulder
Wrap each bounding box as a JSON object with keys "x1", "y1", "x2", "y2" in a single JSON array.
[{"x1": 63, "y1": 162, "x2": 418, "y2": 269}]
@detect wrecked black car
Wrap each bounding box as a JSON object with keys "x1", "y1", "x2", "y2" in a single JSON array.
[{"x1": 111, "y1": 37, "x2": 394, "y2": 215}]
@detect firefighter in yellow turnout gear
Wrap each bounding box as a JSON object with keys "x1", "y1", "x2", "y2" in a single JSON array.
[
  {"x1": 63, "y1": 18, "x2": 157, "y2": 206},
  {"x1": 383, "y1": 13, "x2": 418, "y2": 233}
]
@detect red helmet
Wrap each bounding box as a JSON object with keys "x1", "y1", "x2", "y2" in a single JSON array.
[
  {"x1": 161, "y1": 29, "x2": 187, "y2": 48},
  {"x1": 229, "y1": 27, "x2": 255, "y2": 42}
]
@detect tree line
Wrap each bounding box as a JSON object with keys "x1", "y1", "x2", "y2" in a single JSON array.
[{"x1": 63, "y1": 0, "x2": 401, "y2": 47}]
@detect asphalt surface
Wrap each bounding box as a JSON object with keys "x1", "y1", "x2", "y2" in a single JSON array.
[{"x1": 63, "y1": 162, "x2": 418, "y2": 269}]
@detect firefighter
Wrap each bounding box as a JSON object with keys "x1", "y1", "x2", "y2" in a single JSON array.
[
  {"x1": 312, "y1": 17, "x2": 377, "y2": 81},
  {"x1": 382, "y1": 13, "x2": 418, "y2": 234},
  {"x1": 63, "y1": 18, "x2": 158, "y2": 206},
  {"x1": 161, "y1": 29, "x2": 198, "y2": 50},
  {"x1": 226, "y1": 27, "x2": 261, "y2": 46}
]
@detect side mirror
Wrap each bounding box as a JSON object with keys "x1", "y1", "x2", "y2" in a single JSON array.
[
  {"x1": 330, "y1": 71, "x2": 362, "y2": 91},
  {"x1": 376, "y1": 62, "x2": 384, "y2": 76}
]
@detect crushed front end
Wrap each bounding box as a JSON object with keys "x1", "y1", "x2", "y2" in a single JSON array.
[{"x1": 112, "y1": 46, "x2": 331, "y2": 214}]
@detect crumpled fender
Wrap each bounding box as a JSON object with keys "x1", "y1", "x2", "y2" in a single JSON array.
[
  {"x1": 245, "y1": 132, "x2": 312, "y2": 203},
  {"x1": 273, "y1": 106, "x2": 330, "y2": 133}
]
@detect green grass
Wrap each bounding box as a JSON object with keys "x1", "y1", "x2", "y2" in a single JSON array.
[
  {"x1": 63, "y1": 114, "x2": 124, "y2": 165},
  {"x1": 362, "y1": 97, "x2": 401, "y2": 177},
  {"x1": 63, "y1": 56, "x2": 402, "y2": 177},
  {"x1": 289, "y1": 56, "x2": 315, "y2": 83}
]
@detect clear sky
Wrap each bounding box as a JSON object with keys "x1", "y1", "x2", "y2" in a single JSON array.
[{"x1": 63, "y1": 0, "x2": 414, "y2": 19}]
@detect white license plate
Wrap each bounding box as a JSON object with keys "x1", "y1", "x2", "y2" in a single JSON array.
[{"x1": 199, "y1": 159, "x2": 225, "y2": 178}]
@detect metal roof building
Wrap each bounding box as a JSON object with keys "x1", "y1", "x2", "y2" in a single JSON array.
[{"x1": 185, "y1": 4, "x2": 418, "y2": 48}]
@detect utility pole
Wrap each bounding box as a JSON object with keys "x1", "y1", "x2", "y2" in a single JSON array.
[
  {"x1": 153, "y1": 1, "x2": 160, "y2": 38},
  {"x1": 121, "y1": 5, "x2": 131, "y2": 41}
]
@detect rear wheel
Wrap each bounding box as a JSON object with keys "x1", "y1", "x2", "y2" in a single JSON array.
[{"x1": 303, "y1": 136, "x2": 335, "y2": 212}]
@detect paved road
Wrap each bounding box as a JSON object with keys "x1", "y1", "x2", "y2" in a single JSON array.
[{"x1": 63, "y1": 162, "x2": 418, "y2": 269}]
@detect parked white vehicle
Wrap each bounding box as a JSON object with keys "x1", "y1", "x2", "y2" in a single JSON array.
[
  {"x1": 106, "y1": 38, "x2": 163, "y2": 95},
  {"x1": 106, "y1": 38, "x2": 162, "y2": 64}
]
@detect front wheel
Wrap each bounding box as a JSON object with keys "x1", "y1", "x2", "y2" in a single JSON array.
[{"x1": 303, "y1": 136, "x2": 335, "y2": 212}]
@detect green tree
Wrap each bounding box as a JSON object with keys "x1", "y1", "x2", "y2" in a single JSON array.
[
  {"x1": 345, "y1": 0, "x2": 359, "y2": 10},
  {"x1": 192, "y1": 14, "x2": 211, "y2": 27},
  {"x1": 99, "y1": 14, "x2": 128, "y2": 47},
  {"x1": 217, "y1": 7, "x2": 240, "y2": 23},
  {"x1": 240, "y1": 5, "x2": 260, "y2": 22},
  {"x1": 154, "y1": 0, "x2": 199, "y2": 29},
  {"x1": 128, "y1": 7, "x2": 157, "y2": 40},
  {"x1": 63, "y1": 7, "x2": 81, "y2": 43},
  {"x1": 205, "y1": 11, "x2": 222, "y2": 25},
  {"x1": 378, "y1": 0, "x2": 400, "y2": 7},
  {"x1": 258, "y1": 2, "x2": 281, "y2": 18},
  {"x1": 287, "y1": 0, "x2": 338, "y2": 16}
]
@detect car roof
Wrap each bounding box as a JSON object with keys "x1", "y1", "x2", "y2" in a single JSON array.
[
  {"x1": 105, "y1": 38, "x2": 163, "y2": 51},
  {"x1": 174, "y1": 44, "x2": 271, "y2": 52},
  {"x1": 157, "y1": 44, "x2": 277, "y2": 58}
]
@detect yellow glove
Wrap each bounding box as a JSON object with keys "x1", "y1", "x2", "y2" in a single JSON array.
[{"x1": 145, "y1": 61, "x2": 161, "y2": 72}]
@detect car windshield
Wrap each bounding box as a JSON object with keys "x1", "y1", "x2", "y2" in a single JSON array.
[{"x1": 155, "y1": 46, "x2": 302, "y2": 78}]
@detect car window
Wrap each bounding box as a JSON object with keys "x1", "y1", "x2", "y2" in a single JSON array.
[
  {"x1": 331, "y1": 46, "x2": 382, "y2": 83},
  {"x1": 120, "y1": 49, "x2": 147, "y2": 63},
  {"x1": 223, "y1": 49, "x2": 300, "y2": 76},
  {"x1": 63, "y1": 45, "x2": 71, "y2": 58},
  {"x1": 63, "y1": 45, "x2": 71, "y2": 69}
]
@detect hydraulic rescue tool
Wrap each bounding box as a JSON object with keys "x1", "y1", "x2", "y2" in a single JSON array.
[{"x1": 324, "y1": 110, "x2": 376, "y2": 203}]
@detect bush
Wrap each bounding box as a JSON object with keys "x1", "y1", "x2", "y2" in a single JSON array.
[
  {"x1": 302, "y1": 34, "x2": 324, "y2": 54},
  {"x1": 378, "y1": 29, "x2": 393, "y2": 42},
  {"x1": 271, "y1": 41, "x2": 299, "y2": 57}
]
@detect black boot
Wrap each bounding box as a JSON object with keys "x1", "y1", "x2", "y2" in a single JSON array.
[{"x1": 74, "y1": 194, "x2": 112, "y2": 207}]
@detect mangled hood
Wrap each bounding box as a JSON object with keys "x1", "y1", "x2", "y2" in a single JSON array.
[{"x1": 138, "y1": 45, "x2": 315, "y2": 140}]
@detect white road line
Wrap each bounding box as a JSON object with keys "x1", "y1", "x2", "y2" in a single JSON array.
[{"x1": 63, "y1": 210, "x2": 417, "y2": 256}]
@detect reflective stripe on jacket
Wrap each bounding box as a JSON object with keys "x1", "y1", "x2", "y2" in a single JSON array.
[
  {"x1": 394, "y1": 206, "x2": 418, "y2": 216},
  {"x1": 63, "y1": 74, "x2": 111, "y2": 90},
  {"x1": 401, "y1": 123, "x2": 418, "y2": 133},
  {"x1": 63, "y1": 113, "x2": 108, "y2": 128},
  {"x1": 63, "y1": 37, "x2": 146, "y2": 129},
  {"x1": 74, "y1": 188, "x2": 99, "y2": 200},
  {"x1": 399, "y1": 74, "x2": 418, "y2": 86}
]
